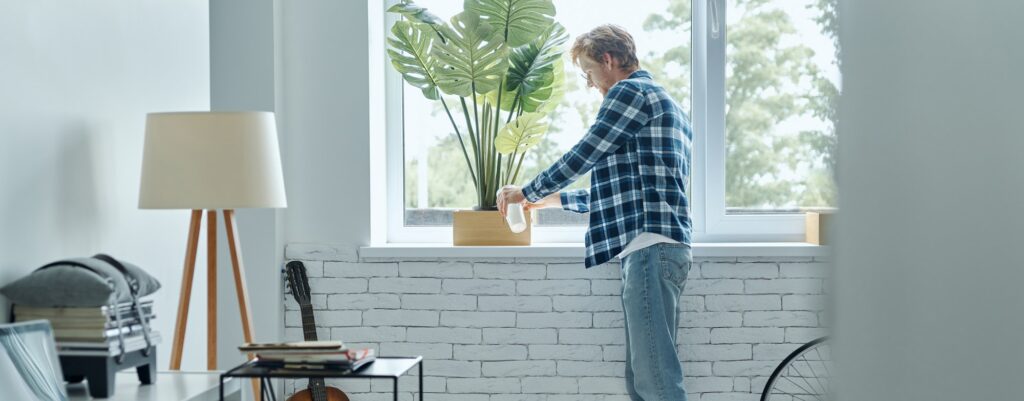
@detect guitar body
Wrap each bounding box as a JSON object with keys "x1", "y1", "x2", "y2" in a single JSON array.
[
  {"x1": 285, "y1": 261, "x2": 350, "y2": 401},
  {"x1": 285, "y1": 387, "x2": 350, "y2": 401}
]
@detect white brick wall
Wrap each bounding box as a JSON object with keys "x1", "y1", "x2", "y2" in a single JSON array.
[{"x1": 282, "y1": 245, "x2": 830, "y2": 401}]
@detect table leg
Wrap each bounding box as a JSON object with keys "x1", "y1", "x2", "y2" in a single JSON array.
[
  {"x1": 267, "y1": 378, "x2": 277, "y2": 401},
  {"x1": 419, "y1": 361, "x2": 424, "y2": 401},
  {"x1": 219, "y1": 375, "x2": 224, "y2": 401},
  {"x1": 394, "y1": 377, "x2": 399, "y2": 401}
]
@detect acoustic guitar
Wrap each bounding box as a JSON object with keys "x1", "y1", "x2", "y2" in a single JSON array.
[{"x1": 285, "y1": 261, "x2": 350, "y2": 401}]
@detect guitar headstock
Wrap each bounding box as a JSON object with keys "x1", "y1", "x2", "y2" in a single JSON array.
[{"x1": 285, "y1": 260, "x2": 312, "y2": 307}]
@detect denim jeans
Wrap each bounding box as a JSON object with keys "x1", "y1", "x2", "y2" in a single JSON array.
[{"x1": 621, "y1": 242, "x2": 692, "y2": 401}]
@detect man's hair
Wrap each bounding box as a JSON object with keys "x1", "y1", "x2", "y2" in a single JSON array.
[{"x1": 570, "y1": 24, "x2": 640, "y2": 71}]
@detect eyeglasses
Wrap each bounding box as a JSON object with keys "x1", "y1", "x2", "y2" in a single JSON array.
[{"x1": 579, "y1": 71, "x2": 593, "y2": 87}]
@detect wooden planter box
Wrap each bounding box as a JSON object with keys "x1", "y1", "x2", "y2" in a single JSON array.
[
  {"x1": 805, "y1": 211, "x2": 836, "y2": 245},
  {"x1": 453, "y1": 209, "x2": 532, "y2": 246}
]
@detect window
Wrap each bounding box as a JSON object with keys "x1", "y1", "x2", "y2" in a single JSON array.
[
  {"x1": 723, "y1": 0, "x2": 838, "y2": 213},
  {"x1": 381, "y1": 0, "x2": 838, "y2": 243}
]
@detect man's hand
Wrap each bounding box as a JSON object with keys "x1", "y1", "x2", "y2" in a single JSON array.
[
  {"x1": 497, "y1": 185, "x2": 563, "y2": 218},
  {"x1": 524, "y1": 192, "x2": 561, "y2": 213},
  {"x1": 496, "y1": 185, "x2": 527, "y2": 219}
]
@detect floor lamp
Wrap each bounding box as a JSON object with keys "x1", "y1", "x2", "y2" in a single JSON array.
[{"x1": 138, "y1": 112, "x2": 286, "y2": 377}]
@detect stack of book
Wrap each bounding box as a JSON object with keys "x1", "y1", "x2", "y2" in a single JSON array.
[
  {"x1": 240, "y1": 341, "x2": 375, "y2": 371},
  {"x1": 13, "y1": 300, "x2": 161, "y2": 356}
]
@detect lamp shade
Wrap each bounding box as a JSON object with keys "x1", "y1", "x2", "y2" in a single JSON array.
[{"x1": 139, "y1": 111, "x2": 287, "y2": 209}]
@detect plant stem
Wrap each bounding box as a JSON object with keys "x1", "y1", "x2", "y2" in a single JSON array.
[
  {"x1": 471, "y1": 84, "x2": 484, "y2": 207},
  {"x1": 503, "y1": 150, "x2": 516, "y2": 185},
  {"x1": 494, "y1": 153, "x2": 502, "y2": 197},
  {"x1": 498, "y1": 91, "x2": 523, "y2": 186},
  {"x1": 493, "y1": 83, "x2": 504, "y2": 197},
  {"x1": 506, "y1": 91, "x2": 521, "y2": 125},
  {"x1": 511, "y1": 152, "x2": 527, "y2": 185},
  {"x1": 502, "y1": 133, "x2": 522, "y2": 185},
  {"x1": 459, "y1": 97, "x2": 482, "y2": 206},
  {"x1": 440, "y1": 97, "x2": 477, "y2": 188},
  {"x1": 481, "y1": 102, "x2": 492, "y2": 206}
]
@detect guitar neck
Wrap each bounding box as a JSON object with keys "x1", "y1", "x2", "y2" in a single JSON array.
[
  {"x1": 288, "y1": 263, "x2": 338, "y2": 401},
  {"x1": 299, "y1": 304, "x2": 329, "y2": 401},
  {"x1": 299, "y1": 304, "x2": 318, "y2": 341},
  {"x1": 308, "y1": 377, "x2": 328, "y2": 401}
]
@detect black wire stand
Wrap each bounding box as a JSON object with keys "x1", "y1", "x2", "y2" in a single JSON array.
[{"x1": 219, "y1": 356, "x2": 423, "y2": 401}]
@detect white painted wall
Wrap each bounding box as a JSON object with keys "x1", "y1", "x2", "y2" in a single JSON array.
[
  {"x1": 834, "y1": 1, "x2": 1024, "y2": 400},
  {"x1": 210, "y1": 0, "x2": 285, "y2": 370},
  {"x1": 278, "y1": 0, "x2": 372, "y2": 247},
  {"x1": 204, "y1": 0, "x2": 376, "y2": 371},
  {"x1": 0, "y1": 0, "x2": 210, "y2": 371}
]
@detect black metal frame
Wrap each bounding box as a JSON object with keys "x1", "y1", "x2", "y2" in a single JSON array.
[{"x1": 219, "y1": 356, "x2": 424, "y2": 401}]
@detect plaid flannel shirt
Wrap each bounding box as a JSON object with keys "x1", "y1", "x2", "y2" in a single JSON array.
[{"x1": 522, "y1": 70, "x2": 692, "y2": 268}]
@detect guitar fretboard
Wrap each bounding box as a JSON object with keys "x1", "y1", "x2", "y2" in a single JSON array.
[
  {"x1": 289, "y1": 261, "x2": 332, "y2": 401},
  {"x1": 299, "y1": 304, "x2": 318, "y2": 341},
  {"x1": 296, "y1": 288, "x2": 328, "y2": 401}
]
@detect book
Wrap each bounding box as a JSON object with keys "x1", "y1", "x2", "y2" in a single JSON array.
[
  {"x1": 16, "y1": 311, "x2": 154, "y2": 323},
  {"x1": 54, "y1": 324, "x2": 150, "y2": 341},
  {"x1": 57, "y1": 332, "x2": 162, "y2": 356},
  {"x1": 239, "y1": 341, "x2": 345, "y2": 352},
  {"x1": 58, "y1": 331, "x2": 163, "y2": 349},
  {"x1": 241, "y1": 346, "x2": 349, "y2": 355},
  {"x1": 255, "y1": 350, "x2": 352, "y2": 363},
  {"x1": 256, "y1": 348, "x2": 376, "y2": 369},
  {"x1": 19, "y1": 316, "x2": 154, "y2": 330},
  {"x1": 13, "y1": 301, "x2": 154, "y2": 319}
]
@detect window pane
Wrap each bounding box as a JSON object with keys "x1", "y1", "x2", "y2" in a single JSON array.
[
  {"x1": 724, "y1": 0, "x2": 838, "y2": 213},
  {"x1": 402, "y1": 0, "x2": 691, "y2": 226}
]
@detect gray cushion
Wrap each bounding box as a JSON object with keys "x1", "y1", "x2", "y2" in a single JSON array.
[{"x1": 0, "y1": 257, "x2": 160, "y2": 307}]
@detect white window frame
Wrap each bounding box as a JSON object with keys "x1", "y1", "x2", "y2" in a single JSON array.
[
  {"x1": 373, "y1": 0, "x2": 812, "y2": 245},
  {"x1": 696, "y1": 0, "x2": 807, "y2": 242}
]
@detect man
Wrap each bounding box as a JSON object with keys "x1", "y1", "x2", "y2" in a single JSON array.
[{"x1": 497, "y1": 25, "x2": 693, "y2": 401}]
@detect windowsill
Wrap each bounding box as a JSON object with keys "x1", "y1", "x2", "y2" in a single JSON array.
[{"x1": 360, "y1": 242, "x2": 830, "y2": 260}]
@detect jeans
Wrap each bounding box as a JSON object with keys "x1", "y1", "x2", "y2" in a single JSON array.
[{"x1": 621, "y1": 242, "x2": 692, "y2": 401}]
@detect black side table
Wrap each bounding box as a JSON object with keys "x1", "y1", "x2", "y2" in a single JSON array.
[{"x1": 220, "y1": 356, "x2": 423, "y2": 401}]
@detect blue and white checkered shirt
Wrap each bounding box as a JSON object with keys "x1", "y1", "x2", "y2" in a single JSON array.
[{"x1": 522, "y1": 70, "x2": 692, "y2": 268}]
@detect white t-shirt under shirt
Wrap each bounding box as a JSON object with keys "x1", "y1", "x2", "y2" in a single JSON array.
[{"x1": 616, "y1": 232, "x2": 681, "y2": 260}]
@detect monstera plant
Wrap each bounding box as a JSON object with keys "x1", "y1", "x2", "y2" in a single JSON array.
[{"x1": 387, "y1": 0, "x2": 568, "y2": 210}]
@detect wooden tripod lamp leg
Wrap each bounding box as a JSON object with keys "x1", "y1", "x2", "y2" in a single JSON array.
[
  {"x1": 223, "y1": 209, "x2": 261, "y2": 401},
  {"x1": 170, "y1": 210, "x2": 203, "y2": 370},
  {"x1": 169, "y1": 209, "x2": 261, "y2": 401},
  {"x1": 207, "y1": 210, "x2": 218, "y2": 370},
  {"x1": 223, "y1": 210, "x2": 256, "y2": 345}
]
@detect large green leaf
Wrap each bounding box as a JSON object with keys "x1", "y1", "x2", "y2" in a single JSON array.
[
  {"x1": 387, "y1": 1, "x2": 448, "y2": 42},
  {"x1": 489, "y1": 56, "x2": 565, "y2": 113},
  {"x1": 465, "y1": 0, "x2": 556, "y2": 47},
  {"x1": 504, "y1": 21, "x2": 567, "y2": 113},
  {"x1": 495, "y1": 112, "x2": 548, "y2": 154},
  {"x1": 487, "y1": 22, "x2": 567, "y2": 113},
  {"x1": 387, "y1": 21, "x2": 442, "y2": 100},
  {"x1": 531, "y1": 58, "x2": 565, "y2": 113},
  {"x1": 387, "y1": 1, "x2": 445, "y2": 26},
  {"x1": 431, "y1": 12, "x2": 509, "y2": 97},
  {"x1": 506, "y1": 22, "x2": 567, "y2": 94}
]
